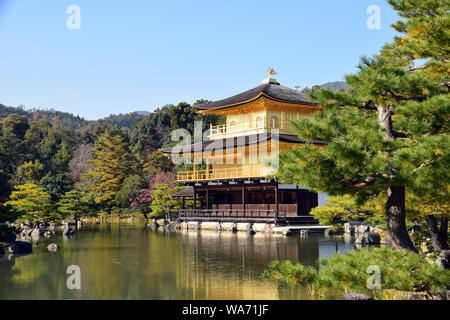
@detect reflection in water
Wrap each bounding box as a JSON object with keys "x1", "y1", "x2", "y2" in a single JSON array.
[{"x1": 0, "y1": 224, "x2": 354, "y2": 300}]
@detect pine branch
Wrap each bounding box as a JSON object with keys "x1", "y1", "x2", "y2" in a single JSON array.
[
  {"x1": 340, "y1": 172, "x2": 393, "y2": 189},
  {"x1": 383, "y1": 89, "x2": 427, "y2": 102},
  {"x1": 409, "y1": 156, "x2": 444, "y2": 176}
]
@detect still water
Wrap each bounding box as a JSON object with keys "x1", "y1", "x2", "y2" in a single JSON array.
[{"x1": 0, "y1": 223, "x2": 354, "y2": 300}]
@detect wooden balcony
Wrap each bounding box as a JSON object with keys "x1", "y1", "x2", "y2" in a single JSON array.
[
  {"x1": 176, "y1": 165, "x2": 274, "y2": 182},
  {"x1": 178, "y1": 208, "x2": 319, "y2": 224},
  {"x1": 209, "y1": 117, "x2": 293, "y2": 140}
]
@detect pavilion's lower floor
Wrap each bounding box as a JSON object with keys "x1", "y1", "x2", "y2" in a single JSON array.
[{"x1": 174, "y1": 181, "x2": 320, "y2": 225}]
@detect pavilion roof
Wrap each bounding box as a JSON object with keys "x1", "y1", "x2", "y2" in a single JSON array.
[
  {"x1": 159, "y1": 133, "x2": 326, "y2": 155},
  {"x1": 194, "y1": 82, "x2": 316, "y2": 111},
  {"x1": 172, "y1": 186, "x2": 194, "y2": 198}
]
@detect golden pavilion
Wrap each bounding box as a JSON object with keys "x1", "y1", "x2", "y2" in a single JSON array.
[{"x1": 161, "y1": 69, "x2": 327, "y2": 225}]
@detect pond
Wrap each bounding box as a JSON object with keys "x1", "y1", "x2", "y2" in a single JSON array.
[{"x1": 0, "y1": 223, "x2": 355, "y2": 300}]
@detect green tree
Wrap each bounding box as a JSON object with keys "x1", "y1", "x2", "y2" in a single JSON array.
[
  {"x1": 84, "y1": 132, "x2": 136, "y2": 208},
  {"x1": 277, "y1": 0, "x2": 449, "y2": 251},
  {"x1": 0, "y1": 115, "x2": 30, "y2": 192},
  {"x1": 115, "y1": 175, "x2": 147, "y2": 207},
  {"x1": 310, "y1": 195, "x2": 385, "y2": 229},
  {"x1": 0, "y1": 204, "x2": 20, "y2": 242},
  {"x1": 262, "y1": 247, "x2": 450, "y2": 299},
  {"x1": 57, "y1": 189, "x2": 93, "y2": 223},
  {"x1": 5, "y1": 183, "x2": 53, "y2": 223},
  {"x1": 14, "y1": 160, "x2": 44, "y2": 184},
  {"x1": 144, "y1": 151, "x2": 174, "y2": 178},
  {"x1": 149, "y1": 184, "x2": 184, "y2": 220}
]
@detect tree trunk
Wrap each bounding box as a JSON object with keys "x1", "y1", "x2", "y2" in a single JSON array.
[
  {"x1": 378, "y1": 107, "x2": 416, "y2": 252},
  {"x1": 74, "y1": 214, "x2": 79, "y2": 231},
  {"x1": 426, "y1": 214, "x2": 449, "y2": 251},
  {"x1": 377, "y1": 106, "x2": 395, "y2": 141},
  {"x1": 386, "y1": 186, "x2": 417, "y2": 252},
  {"x1": 440, "y1": 215, "x2": 448, "y2": 248}
]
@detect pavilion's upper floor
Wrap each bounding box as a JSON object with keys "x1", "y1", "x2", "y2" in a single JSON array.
[{"x1": 194, "y1": 71, "x2": 322, "y2": 140}]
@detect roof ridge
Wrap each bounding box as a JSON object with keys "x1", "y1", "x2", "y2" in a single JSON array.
[{"x1": 194, "y1": 82, "x2": 315, "y2": 110}]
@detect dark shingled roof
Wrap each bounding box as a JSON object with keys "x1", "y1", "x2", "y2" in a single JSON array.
[
  {"x1": 172, "y1": 186, "x2": 194, "y2": 198},
  {"x1": 159, "y1": 133, "x2": 326, "y2": 154},
  {"x1": 194, "y1": 82, "x2": 316, "y2": 110}
]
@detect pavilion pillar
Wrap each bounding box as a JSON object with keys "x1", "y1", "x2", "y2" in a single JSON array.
[
  {"x1": 275, "y1": 185, "x2": 279, "y2": 219},
  {"x1": 206, "y1": 188, "x2": 209, "y2": 210},
  {"x1": 181, "y1": 197, "x2": 185, "y2": 210},
  {"x1": 193, "y1": 187, "x2": 197, "y2": 210},
  {"x1": 242, "y1": 185, "x2": 246, "y2": 216}
]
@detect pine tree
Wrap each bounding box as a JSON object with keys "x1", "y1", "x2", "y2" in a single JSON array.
[
  {"x1": 5, "y1": 183, "x2": 53, "y2": 223},
  {"x1": 277, "y1": 0, "x2": 449, "y2": 251},
  {"x1": 84, "y1": 132, "x2": 136, "y2": 207},
  {"x1": 149, "y1": 184, "x2": 184, "y2": 220},
  {"x1": 310, "y1": 195, "x2": 385, "y2": 229},
  {"x1": 57, "y1": 189, "x2": 93, "y2": 222}
]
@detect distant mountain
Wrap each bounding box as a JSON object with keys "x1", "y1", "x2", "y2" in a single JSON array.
[
  {"x1": 0, "y1": 103, "x2": 149, "y2": 131},
  {"x1": 0, "y1": 104, "x2": 89, "y2": 131},
  {"x1": 319, "y1": 81, "x2": 349, "y2": 90},
  {"x1": 135, "y1": 111, "x2": 150, "y2": 116},
  {"x1": 96, "y1": 112, "x2": 148, "y2": 130}
]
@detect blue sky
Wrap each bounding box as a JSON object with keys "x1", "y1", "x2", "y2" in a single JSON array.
[{"x1": 0, "y1": 0, "x2": 399, "y2": 120}]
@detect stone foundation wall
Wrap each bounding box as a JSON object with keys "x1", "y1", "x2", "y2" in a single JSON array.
[{"x1": 178, "y1": 221, "x2": 275, "y2": 234}]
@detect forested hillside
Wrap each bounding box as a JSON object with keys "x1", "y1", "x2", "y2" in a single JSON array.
[
  {"x1": 0, "y1": 104, "x2": 147, "y2": 132},
  {"x1": 0, "y1": 100, "x2": 222, "y2": 223}
]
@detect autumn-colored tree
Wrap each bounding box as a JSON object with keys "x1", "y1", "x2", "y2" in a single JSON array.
[
  {"x1": 115, "y1": 175, "x2": 147, "y2": 207},
  {"x1": 84, "y1": 132, "x2": 136, "y2": 208},
  {"x1": 133, "y1": 171, "x2": 178, "y2": 219},
  {"x1": 69, "y1": 143, "x2": 94, "y2": 182}
]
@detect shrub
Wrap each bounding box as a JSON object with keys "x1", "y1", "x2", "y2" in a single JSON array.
[
  {"x1": 262, "y1": 247, "x2": 450, "y2": 298},
  {"x1": 261, "y1": 260, "x2": 318, "y2": 287}
]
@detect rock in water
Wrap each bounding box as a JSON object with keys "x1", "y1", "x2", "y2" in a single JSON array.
[
  {"x1": 380, "y1": 234, "x2": 392, "y2": 247},
  {"x1": 149, "y1": 218, "x2": 159, "y2": 229},
  {"x1": 47, "y1": 244, "x2": 60, "y2": 252},
  {"x1": 300, "y1": 229, "x2": 310, "y2": 237},
  {"x1": 31, "y1": 228, "x2": 41, "y2": 238},
  {"x1": 247, "y1": 225, "x2": 256, "y2": 236},
  {"x1": 343, "y1": 223, "x2": 352, "y2": 234},
  {"x1": 354, "y1": 232, "x2": 380, "y2": 245},
  {"x1": 355, "y1": 225, "x2": 370, "y2": 234},
  {"x1": 0, "y1": 229, "x2": 16, "y2": 243},
  {"x1": 165, "y1": 222, "x2": 179, "y2": 232},
  {"x1": 436, "y1": 250, "x2": 450, "y2": 269},
  {"x1": 6, "y1": 240, "x2": 32, "y2": 254},
  {"x1": 63, "y1": 227, "x2": 74, "y2": 236},
  {"x1": 343, "y1": 293, "x2": 373, "y2": 300}
]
